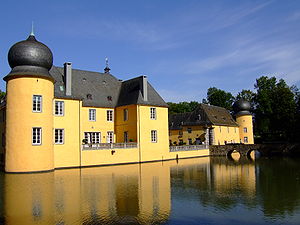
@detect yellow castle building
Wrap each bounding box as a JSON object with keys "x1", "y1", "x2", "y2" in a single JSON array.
[
  {"x1": 169, "y1": 102, "x2": 254, "y2": 146},
  {"x1": 0, "y1": 33, "x2": 176, "y2": 173}
]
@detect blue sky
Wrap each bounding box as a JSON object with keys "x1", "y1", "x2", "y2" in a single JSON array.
[{"x1": 1, "y1": 0, "x2": 300, "y2": 102}]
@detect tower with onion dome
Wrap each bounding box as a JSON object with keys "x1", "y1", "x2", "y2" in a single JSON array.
[
  {"x1": 233, "y1": 99, "x2": 254, "y2": 144},
  {"x1": 4, "y1": 31, "x2": 54, "y2": 172}
]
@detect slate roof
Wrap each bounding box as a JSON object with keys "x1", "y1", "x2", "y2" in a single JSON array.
[
  {"x1": 49, "y1": 66, "x2": 168, "y2": 108},
  {"x1": 169, "y1": 104, "x2": 238, "y2": 129}
]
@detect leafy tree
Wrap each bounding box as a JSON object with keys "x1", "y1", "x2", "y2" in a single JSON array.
[
  {"x1": 168, "y1": 101, "x2": 199, "y2": 114},
  {"x1": 205, "y1": 87, "x2": 235, "y2": 110},
  {"x1": 254, "y1": 76, "x2": 297, "y2": 141},
  {"x1": 0, "y1": 90, "x2": 5, "y2": 99}
]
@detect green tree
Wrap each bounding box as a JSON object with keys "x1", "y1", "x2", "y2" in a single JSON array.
[
  {"x1": 254, "y1": 76, "x2": 297, "y2": 141},
  {"x1": 205, "y1": 87, "x2": 235, "y2": 110},
  {"x1": 168, "y1": 101, "x2": 199, "y2": 114},
  {"x1": 0, "y1": 90, "x2": 5, "y2": 99}
]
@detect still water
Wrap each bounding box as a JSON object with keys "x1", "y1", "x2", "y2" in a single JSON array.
[{"x1": 1, "y1": 156, "x2": 300, "y2": 225}]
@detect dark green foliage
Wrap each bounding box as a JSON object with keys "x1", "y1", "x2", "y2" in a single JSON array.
[
  {"x1": 206, "y1": 87, "x2": 235, "y2": 110},
  {"x1": 168, "y1": 101, "x2": 199, "y2": 114},
  {"x1": 0, "y1": 90, "x2": 5, "y2": 99},
  {"x1": 254, "y1": 76, "x2": 298, "y2": 142}
]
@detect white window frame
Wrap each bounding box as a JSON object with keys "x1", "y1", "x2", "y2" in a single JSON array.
[
  {"x1": 89, "y1": 109, "x2": 96, "y2": 121},
  {"x1": 33, "y1": 95, "x2": 42, "y2": 112},
  {"x1": 151, "y1": 130, "x2": 157, "y2": 143},
  {"x1": 124, "y1": 109, "x2": 128, "y2": 121},
  {"x1": 244, "y1": 136, "x2": 248, "y2": 143},
  {"x1": 107, "y1": 131, "x2": 114, "y2": 143},
  {"x1": 84, "y1": 132, "x2": 101, "y2": 144},
  {"x1": 150, "y1": 107, "x2": 156, "y2": 120},
  {"x1": 54, "y1": 101, "x2": 64, "y2": 116},
  {"x1": 32, "y1": 127, "x2": 42, "y2": 145},
  {"x1": 54, "y1": 129, "x2": 64, "y2": 144},
  {"x1": 107, "y1": 110, "x2": 113, "y2": 122},
  {"x1": 244, "y1": 127, "x2": 248, "y2": 133}
]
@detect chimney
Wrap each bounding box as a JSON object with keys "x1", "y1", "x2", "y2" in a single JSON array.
[
  {"x1": 141, "y1": 75, "x2": 148, "y2": 102},
  {"x1": 64, "y1": 62, "x2": 72, "y2": 96}
]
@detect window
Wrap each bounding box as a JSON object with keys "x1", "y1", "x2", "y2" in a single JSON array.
[
  {"x1": 89, "y1": 109, "x2": 96, "y2": 121},
  {"x1": 107, "y1": 131, "x2": 114, "y2": 143},
  {"x1": 124, "y1": 131, "x2": 128, "y2": 143},
  {"x1": 123, "y1": 109, "x2": 128, "y2": 121},
  {"x1": 188, "y1": 138, "x2": 192, "y2": 145},
  {"x1": 33, "y1": 95, "x2": 42, "y2": 112},
  {"x1": 244, "y1": 127, "x2": 248, "y2": 133},
  {"x1": 244, "y1": 136, "x2": 248, "y2": 143},
  {"x1": 150, "y1": 108, "x2": 156, "y2": 120},
  {"x1": 151, "y1": 130, "x2": 157, "y2": 143},
  {"x1": 54, "y1": 101, "x2": 64, "y2": 116},
  {"x1": 107, "y1": 110, "x2": 113, "y2": 122},
  {"x1": 84, "y1": 132, "x2": 101, "y2": 144},
  {"x1": 54, "y1": 129, "x2": 64, "y2": 144},
  {"x1": 32, "y1": 127, "x2": 42, "y2": 145},
  {"x1": 187, "y1": 128, "x2": 192, "y2": 133}
]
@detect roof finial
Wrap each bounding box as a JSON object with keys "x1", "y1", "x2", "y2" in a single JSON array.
[
  {"x1": 104, "y1": 57, "x2": 111, "y2": 74},
  {"x1": 30, "y1": 21, "x2": 35, "y2": 36}
]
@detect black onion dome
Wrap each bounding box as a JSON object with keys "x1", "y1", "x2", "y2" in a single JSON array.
[
  {"x1": 233, "y1": 99, "x2": 251, "y2": 116},
  {"x1": 4, "y1": 34, "x2": 54, "y2": 81}
]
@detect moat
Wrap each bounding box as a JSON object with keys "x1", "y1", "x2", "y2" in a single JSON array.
[{"x1": 1, "y1": 155, "x2": 300, "y2": 225}]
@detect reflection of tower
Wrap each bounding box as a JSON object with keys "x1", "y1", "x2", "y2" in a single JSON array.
[
  {"x1": 4, "y1": 33, "x2": 54, "y2": 172},
  {"x1": 4, "y1": 173, "x2": 55, "y2": 225},
  {"x1": 233, "y1": 99, "x2": 254, "y2": 144}
]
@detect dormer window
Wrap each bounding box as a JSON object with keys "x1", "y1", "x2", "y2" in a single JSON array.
[
  {"x1": 87, "y1": 94, "x2": 92, "y2": 100},
  {"x1": 107, "y1": 96, "x2": 112, "y2": 101},
  {"x1": 197, "y1": 114, "x2": 201, "y2": 120}
]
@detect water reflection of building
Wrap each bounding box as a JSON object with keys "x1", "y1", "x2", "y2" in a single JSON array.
[{"x1": 3, "y1": 163, "x2": 170, "y2": 225}]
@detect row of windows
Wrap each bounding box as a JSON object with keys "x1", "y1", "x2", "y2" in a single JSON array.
[
  {"x1": 31, "y1": 128, "x2": 158, "y2": 145},
  {"x1": 33, "y1": 98, "x2": 158, "y2": 121}
]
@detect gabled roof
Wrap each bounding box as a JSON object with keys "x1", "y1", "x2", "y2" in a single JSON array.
[
  {"x1": 199, "y1": 104, "x2": 238, "y2": 126},
  {"x1": 49, "y1": 66, "x2": 168, "y2": 108},
  {"x1": 169, "y1": 103, "x2": 238, "y2": 129},
  {"x1": 117, "y1": 76, "x2": 168, "y2": 107},
  {"x1": 169, "y1": 112, "x2": 191, "y2": 130}
]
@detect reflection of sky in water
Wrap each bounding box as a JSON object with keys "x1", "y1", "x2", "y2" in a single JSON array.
[{"x1": 2, "y1": 157, "x2": 300, "y2": 224}]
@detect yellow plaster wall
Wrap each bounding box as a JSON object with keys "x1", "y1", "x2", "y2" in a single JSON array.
[
  {"x1": 80, "y1": 107, "x2": 115, "y2": 143},
  {"x1": 115, "y1": 105, "x2": 138, "y2": 143},
  {"x1": 81, "y1": 148, "x2": 139, "y2": 167},
  {"x1": 0, "y1": 107, "x2": 5, "y2": 164},
  {"x1": 212, "y1": 125, "x2": 240, "y2": 145},
  {"x1": 137, "y1": 106, "x2": 169, "y2": 161},
  {"x1": 169, "y1": 129, "x2": 182, "y2": 145},
  {"x1": 236, "y1": 115, "x2": 254, "y2": 144},
  {"x1": 182, "y1": 125, "x2": 206, "y2": 145},
  {"x1": 5, "y1": 77, "x2": 54, "y2": 172},
  {"x1": 53, "y1": 99, "x2": 80, "y2": 168}
]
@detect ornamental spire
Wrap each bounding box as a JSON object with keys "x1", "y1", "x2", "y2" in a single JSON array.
[
  {"x1": 104, "y1": 57, "x2": 111, "y2": 74},
  {"x1": 30, "y1": 22, "x2": 35, "y2": 36}
]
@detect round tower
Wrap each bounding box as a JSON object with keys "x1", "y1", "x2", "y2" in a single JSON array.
[
  {"x1": 233, "y1": 99, "x2": 254, "y2": 144},
  {"x1": 4, "y1": 33, "x2": 54, "y2": 172}
]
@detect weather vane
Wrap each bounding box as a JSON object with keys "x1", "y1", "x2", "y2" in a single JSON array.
[{"x1": 30, "y1": 21, "x2": 35, "y2": 36}]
